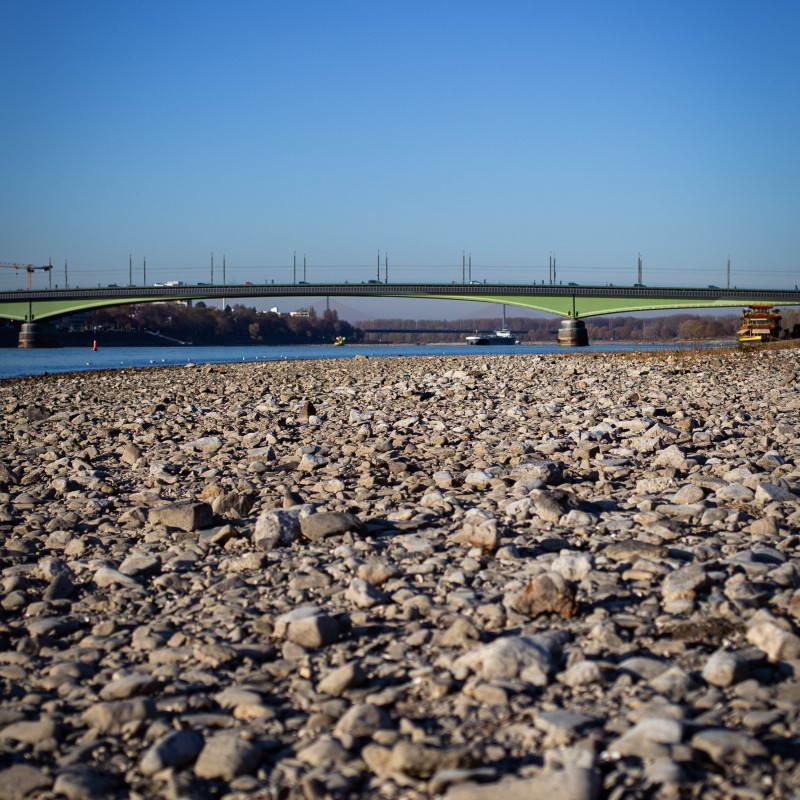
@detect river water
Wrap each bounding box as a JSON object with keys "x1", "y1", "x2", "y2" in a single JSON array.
[{"x1": 0, "y1": 342, "x2": 728, "y2": 381}]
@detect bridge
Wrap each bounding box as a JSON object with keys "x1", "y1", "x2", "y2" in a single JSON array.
[{"x1": 2, "y1": 282, "x2": 798, "y2": 346}]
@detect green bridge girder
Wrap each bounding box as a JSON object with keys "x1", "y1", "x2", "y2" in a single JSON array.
[{"x1": 1, "y1": 283, "x2": 799, "y2": 323}]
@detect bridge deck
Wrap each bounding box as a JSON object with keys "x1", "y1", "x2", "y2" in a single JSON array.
[{"x1": 1, "y1": 283, "x2": 798, "y2": 322}]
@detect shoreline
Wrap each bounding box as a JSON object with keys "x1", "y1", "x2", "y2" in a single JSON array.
[{"x1": 1, "y1": 348, "x2": 799, "y2": 797}]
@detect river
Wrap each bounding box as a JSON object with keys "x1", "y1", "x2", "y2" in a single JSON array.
[{"x1": 0, "y1": 342, "x2": 731, "y2": 381}]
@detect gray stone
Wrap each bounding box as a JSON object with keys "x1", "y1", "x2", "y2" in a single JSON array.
[
  {"x1": 453, "y1": 634, "x2": 563, "y2": 685},
  {"x1": 274, "y1": 606, "x2": 338, "y2": 648},
  {"x1": 747, "y1": 609, "x2": 800, "y2": 661},
  {"x1": 690, "y1": 728, "x2": 768, "y2": 764},
  {"x1": 254, "y1": 507, "x2": 307, "y2": 549},
  {"x1": 140, "y1": 729, "x2": 205, "y2": 776},
  {"x1": 345, "y1": 577, "x2": 387, "y2": 608},
  {"x1": 754, "y1": 481, "x2": 796, "y2": 504},
  {"x1": 333, "y1": 703, "x2": 393, "y2": 737},
  {"x1": 99, "y1": 673, "x2": 159, "y2": 701},
  {"x1": 0, "y1": 716, "x2": 58, "y2": 745},
  {"x1": 317, "y1": 661, "x2": 367, "y2": 695},
  {"x1": 81, "y1": 698, "x2": 155, "y2": 734},
  {"x1": 194, "y1": 733, "x2": 262, "y2": 780},
  {"x1": 52, "y1": 769, "x2": 119, "y2": 800},
  {"x1": 182, "y1": 435, "x2": 224, "y2": 453},
  {"x1": 0, "y1": 764, "x2": 52, "y2": 799},
  {"x1": 300, "y1": 511, "x2": 365, "y2": 541},
  {"x1": 702, "y1": 649, "x2": 748, "y2": 687},
  {"x1": 608, "y1": 717, "x2": 683, "y2": 759},
  {"x1": 443, "y1": 768, "x2": 600, "y2": 800},
  {"x1": 149, "y1": 500, "x2": 213, "y2": 531}
]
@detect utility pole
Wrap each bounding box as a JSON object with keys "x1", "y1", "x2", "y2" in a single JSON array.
[
  {"x1": 211, "y1": 252, "x2": 214, "y2": 284},
  {"x1": 727, "y1": 256, "x2": 730, "y2": 289},
  {"x1": 638, "y1": 253, "x2": 642, "y2": 285},
  {"x1": 384, "y1": 253, "x2": 388, "y2": 283},
  {"x1": 144, "y1": 257, "x2": 147, "y2": 286},
  {"x1": 303, "y1": 254, "x2": 306, "y2": 282},
  {"x1": 48, "y1": 259, "x2": 52, "y2": 289},
  {"x1": 129, "y1": 254, "x2": 132, "y2": 286},
  {"x1": 223, "y1": 255, "x2": 226, "y2": 285},
  {"x1": 377, "y1": 250, "x2": 380, "y2": 282},
  {"x1": 468, "y1": 253, "x2": 471, "y2": 283},
  {"x1": 293, "y1": 251, "x2": 296, "y2": 284},
  {"x1": 65, "y1": 260, "x2": 68, "y2": 289}
]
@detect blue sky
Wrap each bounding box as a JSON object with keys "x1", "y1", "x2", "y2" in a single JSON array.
[{"x1": 2, "y1": 0, "x2": 799, "y2": 316}]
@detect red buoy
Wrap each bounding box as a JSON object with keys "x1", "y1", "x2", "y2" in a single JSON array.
[{"x1": 92, "y1": 340, "x2": 97, "y2": 352}]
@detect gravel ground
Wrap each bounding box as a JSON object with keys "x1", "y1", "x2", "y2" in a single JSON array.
[{"x1": 1, "y1": 346, "x2": 800, "y2": 800}]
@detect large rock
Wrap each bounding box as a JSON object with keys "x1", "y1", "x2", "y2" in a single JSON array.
[
  {"x1": 149, "y1": 501, "x2": 213, "y2": 531},
  {"x1": 300, "y1": 511, "x2": 366, "y2": 541},
  {"x1": 274, "y1": 606, "x2": 338, "y2": 648},
  {"x1": 254, "y1": 506, "x2": 312, "y2": 550},
  {"x1": 194, "y1": 733, "x2": 261, "y2": 780},
  {"x1": 453, "y1": 633, "x2": 566, "y2": 685},
  {"x1": 140, "y1": 729, "x2": 205, "y2": 776},
  {"x1": 511, "y1": 572, "x2": 578, "y2": 618}
]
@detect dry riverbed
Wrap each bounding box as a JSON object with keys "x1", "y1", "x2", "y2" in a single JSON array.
[{"x1": 1, "y1": 347, "x2": 800, "y2": 799}]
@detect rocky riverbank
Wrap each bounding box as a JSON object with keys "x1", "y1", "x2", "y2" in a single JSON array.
[{"x1": 1, "y1": 347, "x2": 800, "y2": 799}]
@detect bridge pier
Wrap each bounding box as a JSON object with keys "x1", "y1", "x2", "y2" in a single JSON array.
[
  {"x1": 557, "y1": 318, "x2": 589, "y2": 347},
  {"x1": 18, "y1": 322, "x2": 60, "y2": 348}
]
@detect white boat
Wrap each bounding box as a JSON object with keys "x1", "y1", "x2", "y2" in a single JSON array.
[
  {"x1": 465, "y1": 305, "x2": 517, "y2": 345},
  {"x1": 466, "y1": 329, "x2": 516, "y2": 345}
]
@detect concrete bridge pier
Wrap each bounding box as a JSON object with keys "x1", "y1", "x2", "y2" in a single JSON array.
[
  {"x1": 557, "y1": 317, "x2": 589, "y2": 347},
  {"x1": 18, "y1": 322, "x2": 60, "y2": 348}
]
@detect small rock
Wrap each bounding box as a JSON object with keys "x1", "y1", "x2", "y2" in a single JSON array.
[
  {"x1": 702, "y1": 650, "x2": 748, "y2": 688},
  {"x1": 511, "y1": 572, "x2": 578, "y2": 618},
  {"x1": 317, "y1": 661, "x2": 367, "y2": 696},
  {"x1": 194, "y1": 733, "x2": 262, "y2": 780}
]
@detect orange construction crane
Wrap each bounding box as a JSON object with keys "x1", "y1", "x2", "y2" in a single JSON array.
[{"x1": 0, "y1": 261, "x2": 53, "y2": 290}]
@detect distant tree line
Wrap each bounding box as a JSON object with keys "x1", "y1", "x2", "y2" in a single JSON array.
[
  {"x1": 360, "y1": 313, "x2": 743, "y2": 343},
  {"x1": 80, "y1": 302, "x2": 364, "y2": 345},
  {"x1": 23, "y1": 304, "x2": 800, "y2": 348}
]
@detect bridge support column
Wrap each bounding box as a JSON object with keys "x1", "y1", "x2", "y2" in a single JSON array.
[
  {"x1": 557, "y1": 318, "x2": 589, "y2": 347},
  {"x1": 18, "y1": 322, "x2": 60, "y2": 348}
]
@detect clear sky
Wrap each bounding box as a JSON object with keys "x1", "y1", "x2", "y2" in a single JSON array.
[{"x1": 2, "y1": 1, "x2": 799, "y2": 316}]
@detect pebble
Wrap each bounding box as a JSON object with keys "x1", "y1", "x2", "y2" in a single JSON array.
[{"x1": 1, "y1": 348, "x2": 800, "y2": 797}]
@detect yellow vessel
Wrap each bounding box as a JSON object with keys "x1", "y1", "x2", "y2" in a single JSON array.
[{"x1": 736, "y1": 304, "x2": 781, "y2": 342}]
